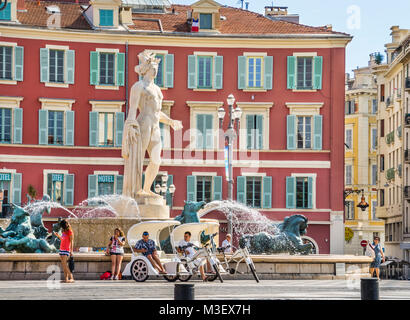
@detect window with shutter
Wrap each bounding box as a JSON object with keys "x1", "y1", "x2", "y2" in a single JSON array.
[
  {"x1": 196, "y1": 114, "x2": 213, "y2": 149},
  {"x1": 0, "y1": 108, "x2": 12, "y2": 143},
  {"x1": 197, "y1": 56, "x2": 213, "y2": 89},
  {"x1": 246, "y1": 176, "x2": 262, "y2": 208},
  {"x1": 99, "y1": 9, "x2": 114, "y2": 27},
  {"x1": 99, "y1": 53, "x2": 115, "y2": 85},
  {"x1": 246, "y1": 114, "x2": 263, "y2": 149},
  {"x1": 47, "y1": 173, "x2": 64, "y2": 204},
  {"x1": 0, "y1": 46, "x2": 12, "y2": 80},
  {"x1": 154, "y1": 54, "x2": 165, "y2": 87},
  {"x1": 0, "y1": 3, "x2": 11, "y2": 21}
]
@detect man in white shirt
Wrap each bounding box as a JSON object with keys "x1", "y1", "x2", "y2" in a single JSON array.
[
  {"x1": 221, "y1": 234, "x2": 233, "y2": 254},
  {"x1": 177, "y1": 231, "x2": 207, "y2": 281}
]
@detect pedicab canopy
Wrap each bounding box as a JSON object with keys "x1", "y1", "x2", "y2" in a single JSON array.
[
  {"x1": 127, "y1": 220, "x2": 181, "y2": 251},
  {"x1": 170, "y1": 222, "x2": 219, "y2": 249}
]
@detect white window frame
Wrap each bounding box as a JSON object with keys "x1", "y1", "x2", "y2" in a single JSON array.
[
  {"x1": 345, "y1": 200, "x2": 355, "y2": 220},
  {"x1": 0, "y1": 96, "x2": 23, "y2": 144},
  {"x1": 292, "y1": 52, "x2": 317, "y2": 92},
  {"x1": 372, "y1": 200, "x2": 378, "y2": 221},
  {"x1": 0, "y1": 41, "x2": 18, "y2": 85},
  {"x1": 93, "y1": 170, "x2": 119, "y2": 197},
  {"x1": 43, "y1": 169, "x2": 68, "y2": 203},
  {"x1": 345, "y1": 127, "x2": 353, "y2": 150},
  {"x1": 345, "y1": 164, "x2": 353, "y2": 186},
  {"x1": 371, "y1": 127, "x2": 377, "y2": 151},
  {"x1": 291, "y1": 172, "x2": 317, "y2": 210},
  {"x1": 44, "y1": 44, "x2": 70, "y2": 88},
  {"x1": 95, "y1": 48, "x2": 119, "y2": 90},
  {"x1": 237, "y1": 102, "x2": 273, "y2": 151}
]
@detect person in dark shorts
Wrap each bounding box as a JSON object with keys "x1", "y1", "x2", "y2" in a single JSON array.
[
  {"x1": 135, "y1": 231, "x2": 166, "y2": 274},
  {"x1": 107, "y1": 228, "x2": 126, "y2": 280},
  {"x1": 369, "y1": 236, "x2": 385, "y2": 280}
]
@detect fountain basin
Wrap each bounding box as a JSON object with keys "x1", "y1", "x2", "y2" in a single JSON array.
[{"x1": 0, "y1": 253, "x2": 372, "y2": 280}]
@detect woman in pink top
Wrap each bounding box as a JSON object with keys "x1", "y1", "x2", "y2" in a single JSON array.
[{"x1": 53, "y1": 219, "x2": 74, "y2": 283}]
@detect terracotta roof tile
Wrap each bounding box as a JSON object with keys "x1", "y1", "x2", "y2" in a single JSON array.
[
  {"x1": 129, "y1": 5, "x2": 350, "y2": 36},
  {"x1": 17, "y1": 0, "x2": 91, "y2": 30}
]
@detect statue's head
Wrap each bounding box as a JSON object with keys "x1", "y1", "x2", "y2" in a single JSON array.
[
  {"x1": 278, "y1": 214, "x2": 309, "y2": 237},
  {"x1": 135, "y1": 50, "x2": 161, "y2": 78},
  {"x1": 181, "y1": 200, "x2": 205, "y2": 223}
]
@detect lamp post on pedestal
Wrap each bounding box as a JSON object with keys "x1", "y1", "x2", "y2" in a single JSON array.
[
  {"x1": 154, "y1": 173, "x2": 176, "y2": 210},
  {"x1": 217, "y1": 94, "x2": 242, "y2": 236}
]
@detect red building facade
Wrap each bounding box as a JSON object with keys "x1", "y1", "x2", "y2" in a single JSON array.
[{"x1": 0, "y1": 0, "x2": 351, "y2": 253}]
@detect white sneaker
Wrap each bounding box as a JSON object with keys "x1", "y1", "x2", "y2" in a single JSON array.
[
  {"x1": 114, "y1": 275, "x2": 119, "y2": 280},
  {"x1": 109, "y1": 275, "x2": 114, "y2": 280}
]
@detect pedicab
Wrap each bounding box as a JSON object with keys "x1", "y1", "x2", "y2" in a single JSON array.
[
  {"x1": 122, "y1": 220, "x2": 184, "y2": 282},
  {"x1": 170, "y1": 221, "x2": 228, "y2": 283}
]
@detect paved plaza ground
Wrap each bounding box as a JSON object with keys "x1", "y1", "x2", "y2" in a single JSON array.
[{"x1": 0, "y1": 279, "x2": 409, "y2": 300}]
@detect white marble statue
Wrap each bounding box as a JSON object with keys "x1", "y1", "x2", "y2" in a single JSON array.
[{"x1": 122, "y1": 50, "x2": 182, "y2": 199}]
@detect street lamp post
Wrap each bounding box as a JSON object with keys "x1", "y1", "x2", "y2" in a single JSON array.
[
  {"x1": 218, "y1": 94, "x2": 242, "y2": 236},
  {"x1": 154, "y1": 173, "x2": 176, "y2": 210}
]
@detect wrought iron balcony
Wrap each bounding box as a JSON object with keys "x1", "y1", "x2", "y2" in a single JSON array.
[
  {"x1": 397, "y1": 164, "x2": 402, "y2": 177},
  {"x1": 385, "y1": 131, "x2": 395, "y2": 145}
]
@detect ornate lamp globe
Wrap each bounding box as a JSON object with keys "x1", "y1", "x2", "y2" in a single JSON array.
[
  {"x1": 218, "y1": 107, "x2": 226, "y2": 120},
  {"x1": 168, "y1": 184, "x2": 176, "y2": 194},
  {"x1": 227, "y1": 94, "x2": 235, "y2": 106}
]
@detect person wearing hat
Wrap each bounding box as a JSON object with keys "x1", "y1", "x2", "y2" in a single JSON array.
[{"x1": 135, "y1": 231, "x2": 166, "y2": 274}]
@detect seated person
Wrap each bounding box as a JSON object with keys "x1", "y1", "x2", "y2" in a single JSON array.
[
  {"x1": 177, "y1": 231, "x2": 209, "y2": 282},
  {"x1": 135, "y1": 231, "x2": 166, "y2": 274},
  {"x1": 221, "y1": 234, "x2": 233, "y2": 254}
]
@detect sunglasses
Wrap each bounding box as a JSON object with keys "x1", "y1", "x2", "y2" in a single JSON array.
[{"x1": 143, "y1": 233, "x2": 149, "y2": 236}]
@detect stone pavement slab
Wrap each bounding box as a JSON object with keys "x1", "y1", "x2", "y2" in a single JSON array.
[{"x1": 0, "y1": 280, "x2": 408, "y2": 300}]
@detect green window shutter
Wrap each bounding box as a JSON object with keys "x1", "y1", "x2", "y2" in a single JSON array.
[
  {"x1": 89, "y1": 111, "x2": 99, "y2": 146},
  {"x1": 286, "y1": 176, "x2": 296, "y2": 209},
  {"x1": 64, "y1": 174, "x2": 75, "y2": 206},
  {"x1": 90, "y1": 51, "x2": 99, "y2": 85},
  {"x1": 40, "y1": 48, "x2": 49, "y2": 83},
  {"x1": 262, "y1": 176, "x2": 272, "y2": 209},
  {"x1": 88, "y1": 174, "x2": 98, "y2": 199},
  {"x1": 66, "y1": 49, "x2": 75, "y2": 84},
  {"x1": 256, "y1": 115, "x2": 263, "y2": 149},
  {"x1": 213, "y1": 176, "x2": 222, "y2": 201},
  {"x1": 116, "y1": 52, "x2": 125, "y2": 86},
  {"x1": 38, "y1": 109, "x2": 48, "y2": 145},
  {"x1": 115, "y1": 175, "x2": 123, "y2": 195},
  {"x1": 238, "y1": 56, "x2": 246, "y2": 89},
  {"x1": 14, "y1": 46, "x2": 24, "y2": 81},
  {"x1": 115, "y1": 112, "x2": 124, "y2": 147},
  {"x1": 187, "y1": 175, "x2": 197, "y2": 201},
  {"x1": 263, "y1": 56, "x2": 273, "y2": 90},
  {"x1": 236, "y1": 176, "x2": 246, "y2": 204},
  {"x1": 65, "y1": 110, "x2": 75, "y2": 146},
  {"x1": 142, "y1": 173, "x2": 145, "y2": 190},
  {"x1": 313, "y1": 56, "x2": 323, "y2": 90},
  {"x1": 214, "y1": 55, "x2": 223, "y2": 89},
  {"x1": 287, "y1": 56, "x2": 296, "y2": 89},
  {"x1": 166, "y1": 174, "x2": 173, "y2": 206},
  {"x1": 164, "y1": 54, "x2": 174, "y2": 88},
  {"x1": 12, "y1": 173, "x2": 22, "y2": 205},
  {"x1": 205, "y1": 114, "x2": 213, "y2": 149},
  {"x1": 307, "y1": 177, "x2": 313, "y2": 209},
  {"x1": 187, "y1": 55, "x2": 197, "y2": 89},
  {"x1": 13, "y1": 108, "x2": 23, "y2": 144},
  {"x1": 196, "y1": 114, "x2": 204, "y2": 149},
  {"x1": 313, "y1": 114, "x2": 323, "y2": 150},
  {"x1": 287, "y1": 114, "x2": 296, "y2": 150},
  {"x1": 246, "y1": 114, "x2": 253, "y2": 149}
]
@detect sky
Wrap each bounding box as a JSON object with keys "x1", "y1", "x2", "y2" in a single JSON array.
[{"x1": 175, "y1": 0, "x2": 410, "y2": 76}]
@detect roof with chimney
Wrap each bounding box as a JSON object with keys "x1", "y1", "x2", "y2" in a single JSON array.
[{"x1": 10, "y1": 0, "x2": 350, "y2": 37}]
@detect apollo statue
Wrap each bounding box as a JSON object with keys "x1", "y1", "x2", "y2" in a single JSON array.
[{"x1": 122, "y1": 50, "x2": 183, "y2": 199}]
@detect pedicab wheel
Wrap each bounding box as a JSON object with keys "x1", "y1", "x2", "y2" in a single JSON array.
[
  {"x1": 249, "y1": 264, "x2": 260, "y2": 283},
  {"x1": 206, "y1": 273, "x2": 218, "y2": 282},
  {"x1": 163, "y1": 274, "x2": 178, "y2": 282},
  {"x1": 131, "y1": 259, "x2": 149, "y2": 282},
  {"x1": 177, "y1": 260, "x2": 192, "y2": 282},
  {"x1": 213, "y1": 263, "x2": 223, "y2": 283}
]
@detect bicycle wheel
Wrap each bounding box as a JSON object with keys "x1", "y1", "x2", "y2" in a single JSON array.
[
  {"x1": 213, "y1": 263, "x2": 223, "y2": 283},
  {"x1": 249, "y1": 263, "x2": 260, "y2": 283},
  {"x1": 177, "y1": 260, "x2": 192, "y2": 282}
]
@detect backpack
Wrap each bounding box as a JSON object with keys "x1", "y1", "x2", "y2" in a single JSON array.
[{"x1": 100, "y1": 271, "x2": 111, "y2": 280}]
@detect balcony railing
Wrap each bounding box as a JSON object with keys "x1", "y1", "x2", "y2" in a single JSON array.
[
  {"x1": 386, "y1": 167, "x2": 395, "y2": 181},
  {"x1": 405, "y1": 77, "x2": 410, "y2": 90},
  {"x1": 385, "y1": 131, "x2": 395, "y2": 144},
  {"x1": 397, "y1": 91, "x2": 402, "y2": 100},
  {"x1": 397, "y1": 125, "x2": 402, "y2": 138}
]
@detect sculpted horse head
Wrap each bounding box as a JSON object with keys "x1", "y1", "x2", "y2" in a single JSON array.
[
  {"x1": 175, "y1": 200, "x2": 206, "y2": 224},
  {"x1": 278, "y1": 214, "x2": 309, "y2": 237}
]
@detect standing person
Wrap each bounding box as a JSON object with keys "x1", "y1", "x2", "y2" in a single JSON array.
[
  {"x1": 53, "y1": 219, "x2": 74, "y2": 283},
  {"x1": 135, "y1": 231, "x2": 167, "y2": 274},
  {"x1": 369, "y1": 236, "x2": 385, "y2": 280},
  {"x1": 107, "y1": 228, "x2": 126, "y2": 280},
  {"x1": 221, "y1": 234, "x2": 233, "y2": 254}
]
